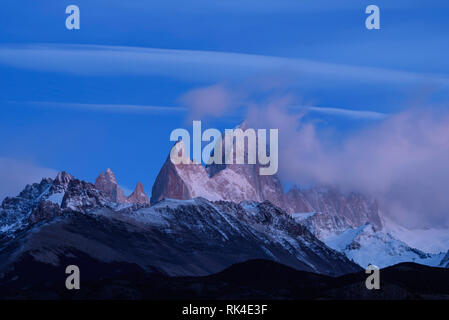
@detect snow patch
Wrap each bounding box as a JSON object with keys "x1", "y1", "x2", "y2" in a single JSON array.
[
  {"x1": 384, "y1": 217, "x2": 449, "y2": 254},
  {"x1": 46, "y1": 192, "x2": 65, "y2": 206}
]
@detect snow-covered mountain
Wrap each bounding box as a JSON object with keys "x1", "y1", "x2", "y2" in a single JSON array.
[
  {"x1": 320, "y1": 223, "x2": 445, "y2": 268},
  {"x1": 127, "y1": 182, "x2": 150, "y2": 204},
  {"x1": 151, "y1": 140, "x2": 263, "y2": 204},
  {"x1": 0, "y1": 172, "x2": 360, "y2": 277},
  {"x1": 383, "y1": 217, "x2": 449, "y2": 254},
  {"x1": 152, "y1": 140, "x2": 384, "y2": 231},
  {"x1": 1, "y1": 135, "x2": 447, "y2": 276},
  {"x1": 0, "y1": 171, "x2": 149, "y2": 234},
  {"x1": 292, "y1": 211, "x2": 448, "y2": 268},
  {"x1": 0, "y1": 171, "x2": 103, "y2": 232},
  {"x1": 149, "y1": 136, "x2": 449, "y2": 270}
]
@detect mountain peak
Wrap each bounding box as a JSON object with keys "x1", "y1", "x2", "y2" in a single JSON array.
[
  {"x1": 235, "y1": 120, "x2": 249, "y2": 130},
  {"x1": 170, "y1": 140, "x2": 191, "y2": 165},
  {"x1": 95, "y1": 169, "x2": 127, "y2": 203},
  {"x1": 151, "y1": 128, "x2": 281, "y2": 205},
  {"x1": 135, "y1": 181, "x2": 144, "y2": 192},
  {"x1": 151, "y1": 122, "x2": 383, "y2": 232},
  {"x1": 54, "y1": 171, "x2": 74, "y2": 186},
  {"x1": 128, "y1": 182, "x2": 150, "y2": 205},
  {"x1": 105, "y1": 168, "x2": 118, "y2": 184},
  {"x1": 95, "y1": 169, "x2": 150, "y2": 205}
]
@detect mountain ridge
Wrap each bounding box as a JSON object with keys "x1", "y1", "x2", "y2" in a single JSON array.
[
  {"x1": 0, "y1": 137, "x2": 447, "y2": 274},
  {"x1": 152, "y1": 140, "x2": 384, "y2": 232},
  {"x1": 0, "y1": 174, "x2": 362, "y2": 278}
]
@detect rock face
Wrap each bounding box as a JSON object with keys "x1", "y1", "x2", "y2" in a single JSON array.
[
  {"x1": 301, "y1": 187, "x2": 383, "y2": 230},
  {"x1": 28, "y1": 200, "x2": 61, "y2": 224},
  {"x1": 95, "y1": 168, "x2": 150, "y2": 205},
  {"x1": 127, "y1": 182, "x2": 150, "y2": 205},
  {"x1": 151, "y1": 139, "x2": 383, "y2": 233},
  {"x1": 63, "y1": 178, "x2": 110, "y2": 213},
  {"x1": 151, "y1": 140, "x2": 286, "y2": 206},
  {"x1": 283, "y1": 186, "x2": 384, "y2": 234},
  {"x1": 285, "y1": 186, "x2": 314, "y2": 213},
  {"x1": 151, "y1": 141, "x2": 260, "y2": 204},
  {"x1": 150, "y1": 144, "x2": 193, "y2": 204},
  {"x1": 294, "y1": 212, "x2": 352, "y2": 239},
  {"x1": 95, "y1": 169, "x2": 128, "y2": 203},
  {"x1": 205, "y1": 122, "x2": 287, "y2": 209}
]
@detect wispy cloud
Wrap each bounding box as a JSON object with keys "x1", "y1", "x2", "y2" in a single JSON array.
[
  {"x1": 11, "y1": 101, "x2": 187, "y2": 114},
  {"x1": 1, "y1": 44, "x2": 448, "y2": 88},
  {"x1": 11, "y1": 99, "x2": 386, "y2": 122},
  {"x1": 303, "y1": 106, "x2": 387, "y2": 120},
  {"x1": 178, "y1": 83, "x2": 387, "y2": 120}
]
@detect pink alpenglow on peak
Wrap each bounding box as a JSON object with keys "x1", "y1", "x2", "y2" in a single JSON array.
[
  {"x1": 151, "y1": 139, "x2": 287, "y2": 206},
  {"x1": 151, "y1": 135, "x2": 383, "y2": 231},
  {"x1": 169, "y1": 121, "x2": 279, "y2": 176},
  {"x1": 95, "y1": 169, "x2": 149, "y2": 205},
  {"x1": 95, "y1": 168, "x2": 127, "y2": 203},
  {"x1": 128, "y1": 182, "x2": 150, "y2": 205}
]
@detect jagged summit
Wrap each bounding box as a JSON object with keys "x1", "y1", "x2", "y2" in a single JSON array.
[
  {"x1": 54, "y1": 171, "x2": 74, "y2": 186},
  {"x1": 95, "y1": 168, "x2": 127, "y2": 203},
  {"x1": 128, "y1": 182, "x2": 150, "y2": 205},
  {"x1": 151, "y1": 140, "x2": 260, "y2": 205},
  {"x1": 151, "y1": 128, "x2": 383, "y2": 232},
  {"x1": 105, "y1": 168, "x2": 117, "y2": 183},
  {"x1": 95, "y1": 168, "x2": 149, "y2": 205}
]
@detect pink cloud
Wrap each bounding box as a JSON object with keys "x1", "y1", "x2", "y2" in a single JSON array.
[
  {"x1": 246, "y1": 101, "x2": 449, "y2": 228},
  {"x1": 179, "y1": 84, "x2": 241, "y2": 119}
]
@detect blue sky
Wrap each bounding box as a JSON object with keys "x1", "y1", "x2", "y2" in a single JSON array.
[{"x1": 1, "y1": 0, "x2": 449, "y2": 200}]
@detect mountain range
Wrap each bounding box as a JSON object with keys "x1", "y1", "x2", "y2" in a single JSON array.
[{"x1": 0, "y1": 136, "x2": 448, "y2": 299}]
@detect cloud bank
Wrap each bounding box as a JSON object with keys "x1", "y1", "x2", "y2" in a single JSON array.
[{"x1": 246, "y1": 100, "x2": 449, "y2": 228}]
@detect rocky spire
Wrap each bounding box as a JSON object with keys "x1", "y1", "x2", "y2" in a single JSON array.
[
  {"x1": 128, "y1": 182, "x2": 150, "y2": 205},
  {"x1": 95, "y1": 168, "x2": 127, "y2": 203},
  {"x1": 105, "y1": 168, "x2": 118, "y2": 185},
  {"x1": 150, "y1": 123, "x2": 383, "y2": 232},
  {"x1": 54, "y1": 171, "x2": 74, "y2": 186},
  {"x1": 150, "y1": 139, "x2": 262, "y2": 205},
  {"x1": 151, "y1": 141, "x2": 195, "y2": 204},
  {"x1": 51, "y1": 171, "x2": 75, "y2": 193}
]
